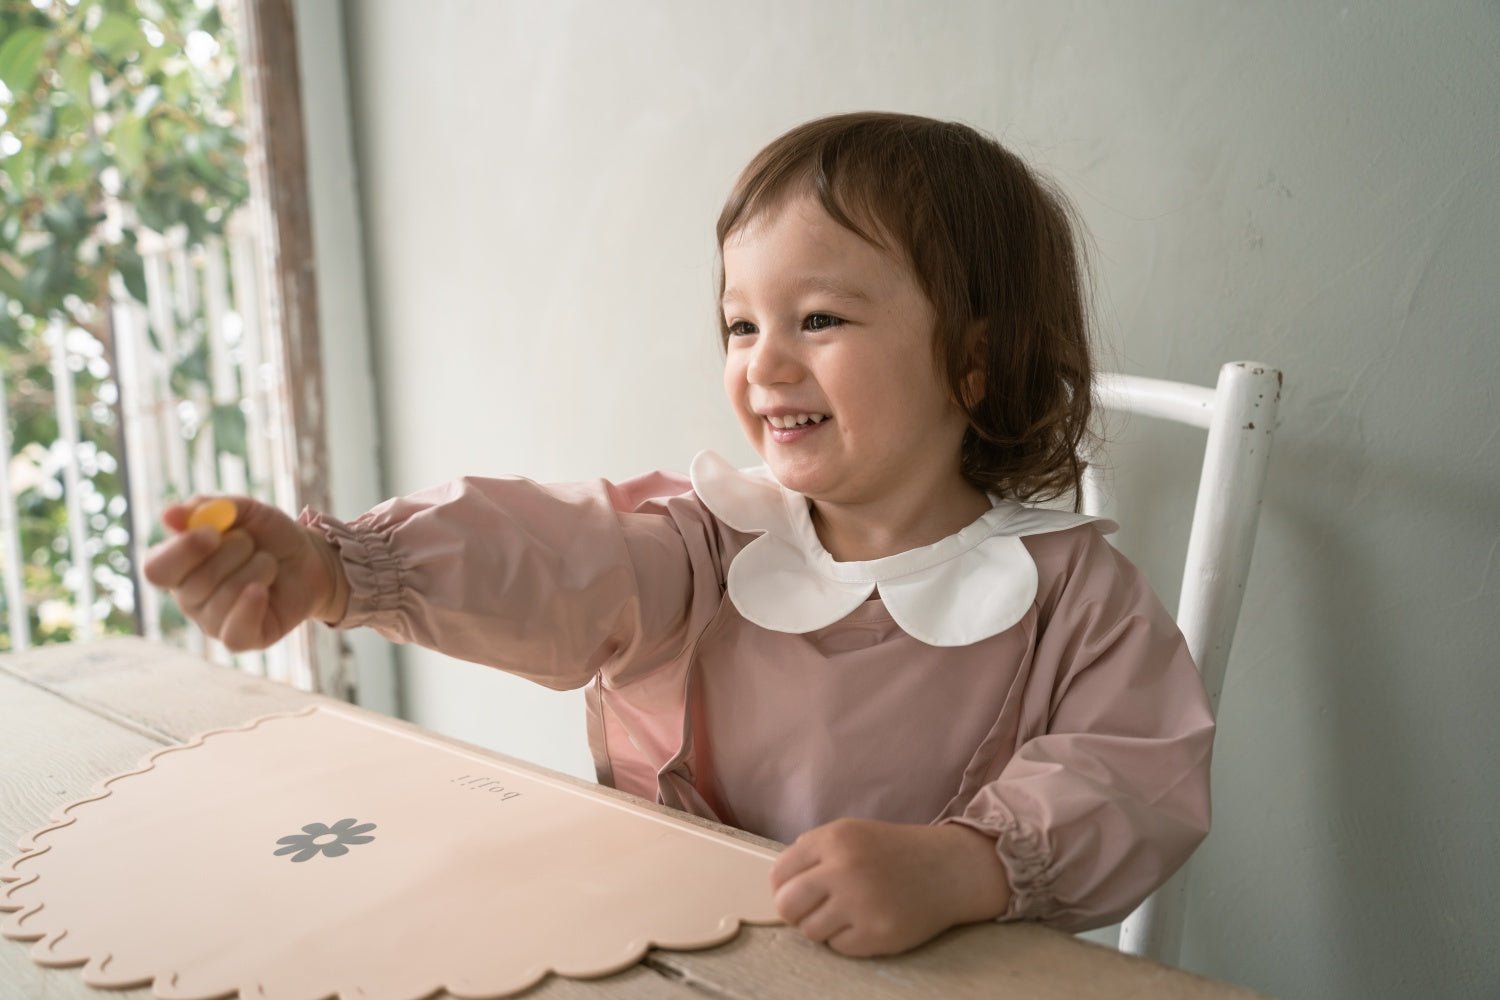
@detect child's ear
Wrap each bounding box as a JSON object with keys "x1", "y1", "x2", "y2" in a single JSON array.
[
  {"x1": 959, "y1": 319, "x2": 988, "y2": 409},
  {"x1": 962, "y1": 370, "x2": 986, "y2": 409}
]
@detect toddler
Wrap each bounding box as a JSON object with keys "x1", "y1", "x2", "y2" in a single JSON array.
[{"x1": 145, "y1": 112, "x2": 1214, "y2": 957}]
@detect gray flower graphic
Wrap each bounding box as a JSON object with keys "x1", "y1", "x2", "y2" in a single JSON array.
[{"x1": 274, "y1": 818, "x2": 377, "y2": 863}]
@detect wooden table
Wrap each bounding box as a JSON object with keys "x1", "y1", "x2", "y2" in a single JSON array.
[{"x1": 1, "y1": 638, "x2": 1261, "y2": 999}]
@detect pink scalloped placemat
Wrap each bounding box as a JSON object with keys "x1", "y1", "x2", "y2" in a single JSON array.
[{"x1": 1, "y1": 704, "x2": 779, "y2": 999}]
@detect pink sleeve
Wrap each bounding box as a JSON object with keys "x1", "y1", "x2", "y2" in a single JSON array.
[
  {"x1": 299, "y1": 471, "x2": 724, "y2": 692},
  {"x1": 943, "y1": 528, "x2": 1215, "y2": 931}
]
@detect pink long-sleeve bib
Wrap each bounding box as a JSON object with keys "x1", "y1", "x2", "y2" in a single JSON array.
[{"x1": 304, "y1": 451, "x2": 1214, "y2": 931}]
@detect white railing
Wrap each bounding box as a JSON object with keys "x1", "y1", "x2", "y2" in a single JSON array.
[
  {"x1": 0, "y1": 370, "x2": 27, "y2": 648},
  {"x1": 1, "y1": 210, "x2": 314, "y2": 688}
]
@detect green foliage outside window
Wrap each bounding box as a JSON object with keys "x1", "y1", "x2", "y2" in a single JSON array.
[{"x1": 0, "y1": 0, "x2": 249, "y2": 647}]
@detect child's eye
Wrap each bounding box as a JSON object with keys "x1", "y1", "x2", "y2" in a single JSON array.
[
  {"x1": 804, "y1": 313, "x2": 843, "y2": 331},
  {"x1": 726, "y1": 320, "x2": 757, "y2": 337}
]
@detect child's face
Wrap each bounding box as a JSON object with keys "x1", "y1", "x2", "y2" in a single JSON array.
[{"x1": 720, "y1": 196, "x2": 971, "y2": 506}]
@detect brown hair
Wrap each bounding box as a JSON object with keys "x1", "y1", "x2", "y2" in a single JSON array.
[{"x1": 716, "y1": 112, "x2": 1095, "y2": 505}]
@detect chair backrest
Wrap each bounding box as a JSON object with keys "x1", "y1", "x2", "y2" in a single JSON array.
[{"x1": 1083, "y1": 361, "x2": 1282, "y2": 966}]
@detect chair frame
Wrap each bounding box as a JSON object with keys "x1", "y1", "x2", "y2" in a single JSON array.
[{"x1": 1083, "y1": 361, "x2": 1282, "y2": 965}]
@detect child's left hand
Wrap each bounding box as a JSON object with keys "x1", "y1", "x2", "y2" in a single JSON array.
[{"x1": 769, "y1": 817, "x2": 1013, "y2": 957}]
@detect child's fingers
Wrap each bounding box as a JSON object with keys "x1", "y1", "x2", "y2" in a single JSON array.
[
  {"x1": 142, "y1": 527, "x2": 224, "y2": 589},
  {"x1": 195, "y1": 551, "x2": 278, "y2": 641},
  {"x1": 824, "y1": 925, "x2": 871, "y2": 957},
  {"x1": 769, "y1": 839, "x2": 821, "y2": 889},
  {"x1": 771, "y1": 869, "x2": 831, "y2": 926},
  {"x1": 175, "y1": 529, "x2": 258, "y2": 613},
  {"x1": 218, "y1": 581, "x2": 274, "y2": 654},
  {"x1": 161, "y1": 496, "x2": 208, "y2": 533},
  {"x1": 194, "y1": 550, "x2": 277, "y2": 635},
  {"x1": 204, "y1": 554, "x2": 277, "y2": 650},
  {"x1": 792, "y1": 898, "x2": 852, "y2": 945}
]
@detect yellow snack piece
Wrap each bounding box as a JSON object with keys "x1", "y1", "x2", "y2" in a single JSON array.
[{"x1": 187, "y1": 498, "x2": 237, "y2": 534}]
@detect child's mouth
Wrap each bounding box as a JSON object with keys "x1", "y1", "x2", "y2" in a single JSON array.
[{"x1": 765, "y1": 414, "x2": 830, "y2": 444}]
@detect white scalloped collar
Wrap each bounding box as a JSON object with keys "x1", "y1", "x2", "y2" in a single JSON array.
[{"x1": 689, "y1": 450, "x2": 1116, "y2": 647}]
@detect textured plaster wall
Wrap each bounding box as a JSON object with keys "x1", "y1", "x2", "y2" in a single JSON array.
[{"x1": 338, "y1": 2, "x2": 1499, "y2": 995}]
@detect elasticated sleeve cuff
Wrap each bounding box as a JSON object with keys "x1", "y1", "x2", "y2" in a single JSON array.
[
  {"x1": 941, "y1": 807, "x2": 1057, "y2": 922},
  {"x1": 298, "y1": 507, "x2": 404, "y2": 630}
]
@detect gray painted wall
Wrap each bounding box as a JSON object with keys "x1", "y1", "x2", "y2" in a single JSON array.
[{"x1": 336, "y1": 2, "x2": 1499, "y2": 996}]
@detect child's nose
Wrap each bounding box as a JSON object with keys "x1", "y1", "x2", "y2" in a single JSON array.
[{"x1": 745, "y1": 329, "x2": 802, "y2": 385}]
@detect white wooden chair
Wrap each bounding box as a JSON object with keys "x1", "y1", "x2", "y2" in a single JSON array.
[{"x1": 1083, "y1": 361, "x2": 1283, "y2": 966}]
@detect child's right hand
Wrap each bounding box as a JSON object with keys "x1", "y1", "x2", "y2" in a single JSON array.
[{"x1": 143, "y1": 497, "x2": 346, "y2": 652}]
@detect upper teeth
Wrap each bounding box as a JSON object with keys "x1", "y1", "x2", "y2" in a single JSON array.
[{"x1": 767, "y1": 413, "x2": 827, "y2": 428}]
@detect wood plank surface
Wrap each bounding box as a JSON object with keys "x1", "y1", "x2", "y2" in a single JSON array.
[
  {"x1": 0, "y1": 638, "x2": 783, "y2": 853},
  {"x1": 1, "y1": 638, "x2": 1265, "y2": 999}
]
